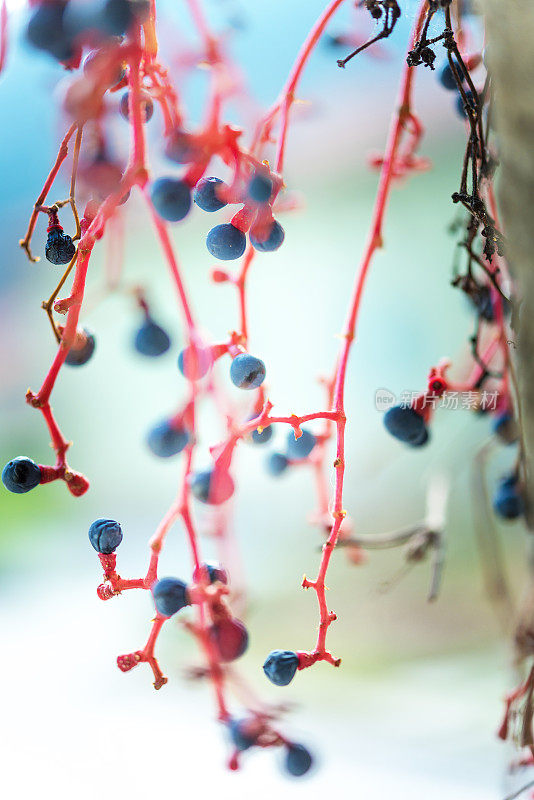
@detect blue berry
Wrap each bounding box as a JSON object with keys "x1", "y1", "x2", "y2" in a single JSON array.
[
  {"x1": 99, "y1": 0, "x2": 148, "y2": 36},
  {"x1": 134, "y1": 318, "x2": 171, "y2": 357},
  {"x1": 150, "y1": 178, "x2": 191, "y2": 222},
  {"x1": 120, "y1": 90, "x2": 154, "y2": 122},
  {"x1": 383, "y1": 405, "x2": 428, "y2": 447},
  {"x1": 210, "y1": 617, "x2": 249, "y2": 661},
  {"x1": 284, "y1": 743, "x2": 313, "y2": 777},
  {"x1": 88, "y1": 519, "x2": 123, "y2": 554},
  {"x1": 493, "y1": 476, "x2": 524, "y2": 520},
  {"x1": 250, "y1": 220, "x2": 285, "y2": 252},
  {"x1": 456, "y1": 90, "x2": 477, "y2": 118},
  {"x1": 164, "y1": 129, "x2": 198, "y2": 164},
  {"x1": 230, "y1": 353, "x2": 266, "y2": 389},
  {"x1": 286, "y1": 428, "x2": 316, "y2": 459},
  {"x1": 263, "y1": 650, "x2": 299, "y2": 686},
  {"x1": 248, "y1": 173, "x2": 272, "y2": 203},
  {"x1": 247, "y1": 415, "x2": 273, "y2": 445},
  {"x1": 195, "y1": 561, "x2": 229, "y2": 585},
  {"x1": 492, "y1": 412, "x2": 518, "y2": 445},
  {"x1": 65, "y1": 328, "x2": 96, "y2": 366},
  {"x1": 439, "y1": 61, "x2": 463, "y2": 91},
  {"x1": 190, "y1": 469, "x2": 235, "y2": 505},
  {"x1": 194, "y1": 177, "x2": 228, "y2": 212},
  {"x1": 470, "y1": 285, "x2": 494, "y2": 322},
  {"x1": 26, "y1": 2, "x2": 74, "y2": 62},
  {"x1": 146, "y1": 420, "x2": 189, "y2": 458},
  {"x1": 266, "y1": 452, "x2": 289, "y2": 476},
  {"x1": 2, "y1": 457, "x2": 41, "y2": 494},
  {"x1": 228, "y1": 718, "x2": 256, "y2": 751},
  {"x1": 178, "y1": 345, "x2": 212, "y2": 380},
  {"x1": 153, "y1": 577, "x2": 190, "y2": 617},
  {"x1": 45, "y1": 227, "x2": 76, "y2": 266},
  {"x1": 206, "y1": 224, "x2": 246, "y2": 261}
]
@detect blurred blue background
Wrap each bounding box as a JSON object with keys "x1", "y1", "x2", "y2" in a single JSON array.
[{"x1": 0, "y1": 1, "x2": 528, "y2": 797}]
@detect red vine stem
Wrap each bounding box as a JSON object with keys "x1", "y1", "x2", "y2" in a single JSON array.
[{"x1": 299, "y1": 1, "x2": 429, "y2": 668}]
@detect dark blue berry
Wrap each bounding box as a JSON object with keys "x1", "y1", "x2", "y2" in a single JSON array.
[
  {"x1": 153, "y1": 577, "x2": 190, "y2": 617},
  {"x1": 120, "y1": 90, "x2": 153, "y2": 122},
  {"x1": 230, "y1": 354, "x2": 266, "y2": 389},
  {"x1": 263, "y1": 650, "x2": 299, "y2": 687},
  {"x1": 146, "y1": 420, "x2": 189, "y2": 458},
  {"x1": 439, "y1": 61, "x2": 463, "y2": 91},
  {"x1": 493, "y1": 476, "x2": 524, "y2": 520},
  {"x1": 228, "y1": 719, "x2": 256, "y2": 751},
  {"x1": 178, "y1": 346, "x2": 212, "y2": 380},
  {"x1": 2, "y1": 457, "x2": 41, "y2": 494},
  {"x1": 150, "y1": 178, "x2": 191, "y2": 222},
  {"x1": 250, "y1": 220, "x2": 285, "y2": 252},
  {"x1": 134, "y1": 319, "x2": 171, "y2": 356},
  {"x1": 247, "y1": 173, "x2": 272, "y2": 203},
  {"x1": 99, "y1": 0, "x2": 148, "y2": 36},
  {"x1": 492, "y1": 412, "x2": 518, "y2": 445},
  {"x1": 190, "y1": 469, "x2": 235, "y2": 505},
  {"x1": 65, "y1": 328, "x2": 96, "y2": 366},
  {"x1": 247, "y1": 415, "x2": 273, "y2": 445},
  {"x1": 383, "y1": 405, "x2": 428, "y2": 447},
  {"x1": 470, "y1": 285, "x2": 494, "y2": 322},
  {"x1": 196, "y1": 561, "x2": 229, "y2": 585},
  {"x1": 210, "y1": 617, "x2": 249, "y2": 662},
  {"x1": 194, "y1": 177, "x2": 228, "y2": 212},
  {"x1": 26, "y1": 3, "x2": 74, "y2": 62},
  {"x1": 206, "y1": 224, "x2": 246, "y2": 261},
  {"x1": 284, "y1": 743, "x2": 313, "y2": 777},
  {"x1": 287, "y1": 429, "x2": 316, "y2": 459},
  {"x1": 88, "y1": 518, "x2": 123, "y2": 554},
  {"x1": 456, "y1": 90, "x2": 477, "y2": 118},
  {"x1": 266, "y1": 452, "x2": 289, "y2": 476},
  {"x1": 164, "y1": 129, "x2": 198, "y2": 164},
  {"x1": 45, "y1": 228, "x2": 76, "y2": 266}
]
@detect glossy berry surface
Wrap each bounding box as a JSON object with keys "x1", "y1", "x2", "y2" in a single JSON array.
[
  {"x1": 88, "y1": 519, "x2": 123, "y2": 554},
  {"x1": 263, "y1": 649, "x2": 299, "y2": 686},
  {"x1": 230, "y1": 354, "x2": 266, "y2": 389},
  {"x1": 134, "y1": 319, "x2": 171, "y2": 356},
  {"x1": 150, "y1": 178, "x2": 191, "y2": 222},
  {"x1": 250, "y1": 220, "x2": 285, "y2": 252},
  {"x1": 153, "y1": 577, "x2": 190, "y2": 617},
  {"x1": 2, "y1": 457, "x2": 41, "y2": 494},
  {"x1": 194, "y1": 177, "x2": 228, "y2": 212},
  {"x1": 383, "y1": 405, "x2": 428, "y2": 447},
  {"x1": 146, "y1": 420, "x2": 189, "y2": 458},
  {"x1": 228, "y1": 719, "x2": 256, "y2": 751},
  {"x1": 209, "y1": 617, "x2": 249, "y2": 662},
  {"x1": 178, "y1": 345, "x2": 212, "y2": 380},
  {"x1": 248, "y1": 173, "x2": 273, "y2": 203},
  {"x1": 45, "y1": 228, "x2": 76, "y2": 265},
  {"x1": 65, "y1": 328, "x2": 96, "y2": 366},
  {"x1": 493, "y1": 476, "x2": 524, "y2": 520},
  {"x1": 286, "y1": 428, "x2": 316, "y2": 459},
  {"x1": 284, "y1": 743, "x2": 313, "y2": 777},
  {"x1": 266, "y1": 452, "x2": 289, "y2": 476},
  {"x1": 120, "y1": 90, "x2": 154, "y2": 122},
  {"x1": 206, "y1": 223, "x2": 247, "y2": 261},
  {"x1": 190, "y1": 469, "x2": 235, "y2": 505}
]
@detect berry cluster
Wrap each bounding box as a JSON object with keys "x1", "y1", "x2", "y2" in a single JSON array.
[{"x1": 3, "y1": 0, "x2": 524, "y2": 782}]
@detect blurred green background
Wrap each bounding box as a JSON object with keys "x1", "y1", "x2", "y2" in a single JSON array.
[{"x1": 0, "y1": 1, "x2": 528, "y2": 797}]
